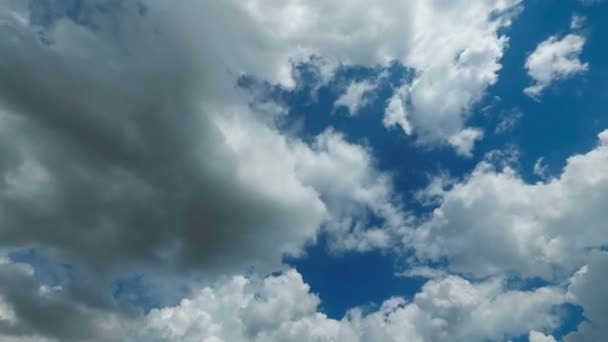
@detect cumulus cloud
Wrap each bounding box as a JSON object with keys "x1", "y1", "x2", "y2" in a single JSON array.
[
  {"x1": 136, "y1": 269, "x2": 565, "y2": 342},
  {"x1": 447, "y1": 128, "x2": 485, "y2": 158},
  {"x1": 0, "y1": 0, "x2": 426, "y2": 278},
  {"x1": 0, "y1": 0, "x2": 560, "y2": 340},
  {"x1": 529, "y1": 330, "x2": 557, "y2": 342},
  {"x1": 524, "y1": 32, "x2": 588, "y2": 99},
  {"x1": 383, "y1": 85, "x2": 413, "y2": 135},
  {"x1": 412, "y1": 130, "x2": 608, "y2": 279},
  {"x1": 334, "y1": 80, "x2": 376, "y2": 116},
  {"x1": 291, "y1": 130, "x2": 410, "y2": 252},
  {"x1": 0, "y1": 0, "x2": 526, "y2": 276}
]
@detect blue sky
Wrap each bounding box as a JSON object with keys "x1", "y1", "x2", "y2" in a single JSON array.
[{"x1": 0, "y1": 1, "x2": 608, "y2": 341}]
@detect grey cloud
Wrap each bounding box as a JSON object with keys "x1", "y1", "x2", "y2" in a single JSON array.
[{"x1": 0, "y1": 0, "x2": 327, "y2": 276}]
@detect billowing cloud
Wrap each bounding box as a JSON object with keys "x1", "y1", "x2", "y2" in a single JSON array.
[
  {"x1": 0, "y1": 0, "x2": 525, "y2": 276},
  {"x1": 524, "y1": 32, "x2": 588, "y2": 99},
  {"x1": 447, "y1": 128, "x2": 485, "y2": 158},
  {"x1": 529, "y1": 330, "x2": 557, "y2": 342},
  {"x1": 1, "y1": 1, "x2": 581, "y2": 341},
  {"x1": 412, "y1": 130, "x2": 608, "y2": 279},
  {"x1": 0, "y1": 0, "x2": 423, "y2": 278},
  {"x1": 137, "y1": 269, "x2": 564, "y2": 342}
]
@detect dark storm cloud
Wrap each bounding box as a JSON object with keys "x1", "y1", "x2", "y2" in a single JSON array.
[{"x1": 0, "y1": 0, "x2": 325, "y2": 276}]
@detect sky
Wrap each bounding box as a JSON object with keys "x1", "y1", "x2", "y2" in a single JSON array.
[{"x1": 0, "y1": 0, "x2": 607, "y2": 341}]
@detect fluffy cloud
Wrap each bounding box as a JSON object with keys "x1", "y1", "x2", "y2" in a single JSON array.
[
  {"x1": 137, "y1": 270, "x2": 564, "y2": 342},
  {"x1": 0, "y1": 0, "x2": 549, "y2": 340},
  {"x1": 524, "y1": 32, "x2": 588, "y2": 98},
  {"x1": 412, "y1": 130, "x2": 608, "y2": 279},
  {"x1": 291, "y1": 130, "x2": 410, "y2": 252},
  {"x1": 0, "y1": 260, "x2": 566, "y2": 341},
  {"x1": 529, "y1": 330, "x2": 557, "y2": 342},
  {"x1": 335, "y1": 80, "x2": 376, "y2": 116},
  {"x1": 394, "y1": 0, "x2": 521, "y2": 145},
  {"x1": 0, "y1": 0, "x2": 525, "y2": 276},
  {"x1": 447, "y1": 128, "x2": 485, "y2": 158},
  {"x1": 0, "y1": 0, "x2": 423, "y2": 278}
]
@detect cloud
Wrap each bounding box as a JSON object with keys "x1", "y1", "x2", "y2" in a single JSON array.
[
  {"x1": 136, "y1": 269, "x2": 564, "y2": 342},
  {"x1": 0, "y1": 0, "x2": 428, "y2": 278},
  {"x1": 394, "y1": 0, "x2": 522, "y2": 147},
  {"x1": 524, "y1": 32, "x2": 588, "y2": 99},
  {"x1": 0, "y1": 258, "x2": 132, "y2": 342},
  {"x1": 335, "y1": 80, "x2": 376, "y2": 116},
  {"x1": 529, "y1": 330, "x2": 557, "y2": 342},
  {"x1": 383, "y1": 85, "x2": 413, "y2": 135},
  {"x1": 563, "y1": 252, "x2": 608, "y2": 341},
  {"x1": 412, "y1": 130, "x2": 608, "y2": 279},
  {"x1": 447, "y1": 128, "x2": 485, "y2": 158},
  {"x1": 0, "y1": 0, "x2": 526, "y2": 275}
]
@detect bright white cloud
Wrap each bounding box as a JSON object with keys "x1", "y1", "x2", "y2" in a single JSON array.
[
  {"x1": 447, "y1": 128, "x2": 485, "y2": 158},
  {"x1": 0, "y1": 0, "x2": 524, "y2": 276},
  {"x1": 399, "y1": 0, "x2": 521, "y2": 146},
  {"x1": 291, "y1": 129, "x2": 409, "y2": 252},
  {"x1": 413, "y1": 130, "x2": 608, "y2": 279},
  {"x1": 137, "y1": 269, "x2": 565, "y2": 342},
  {"x1": 525, "y1": 33, "x2": 588, "y2": 98},
  {"x1": 0, "y1": 1, "x2": 572, "y2": 341},
  {"x1": 529, "y1": 330, "x2": 557, "y2": 342},
  {"x1": 335, "y1": 80, "x2": 376, "y2": 116}
]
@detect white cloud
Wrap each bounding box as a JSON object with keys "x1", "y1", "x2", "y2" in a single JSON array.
[
  {"x1": 399, "y1": 0, "x2": 521, "y2": 146},
  {"x1": 447, "y1": 128, "x2": 485, "y2": 158},
  {"x1": 335, "y1": 80, "x2": 376, "y2": 116},
  {"x1": 0, "y1": 1, "x2": 560, "y2": 340},
  {"x1": 529, "y1": 330, "x2": 557, "y2": 342},
  {"x1": 291, "y1": 129, "x2": 409, "y2": 252},
  {"x1": 137, "y1": 269, "x2": 565, "y2": 342},
  {"x1": 524, "y1": 33, "x2": 588, "y2": 98},
  {"x1": 383, "y1": 85, "x2": 413, "y2": 135},
  {"x1": 413, "y1": 130, "x2": 608, "y2": 279}
]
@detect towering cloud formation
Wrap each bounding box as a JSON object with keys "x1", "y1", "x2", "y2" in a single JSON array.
[{"x1": 9, "y1": 1, "x2": 598, "y2": 341}]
